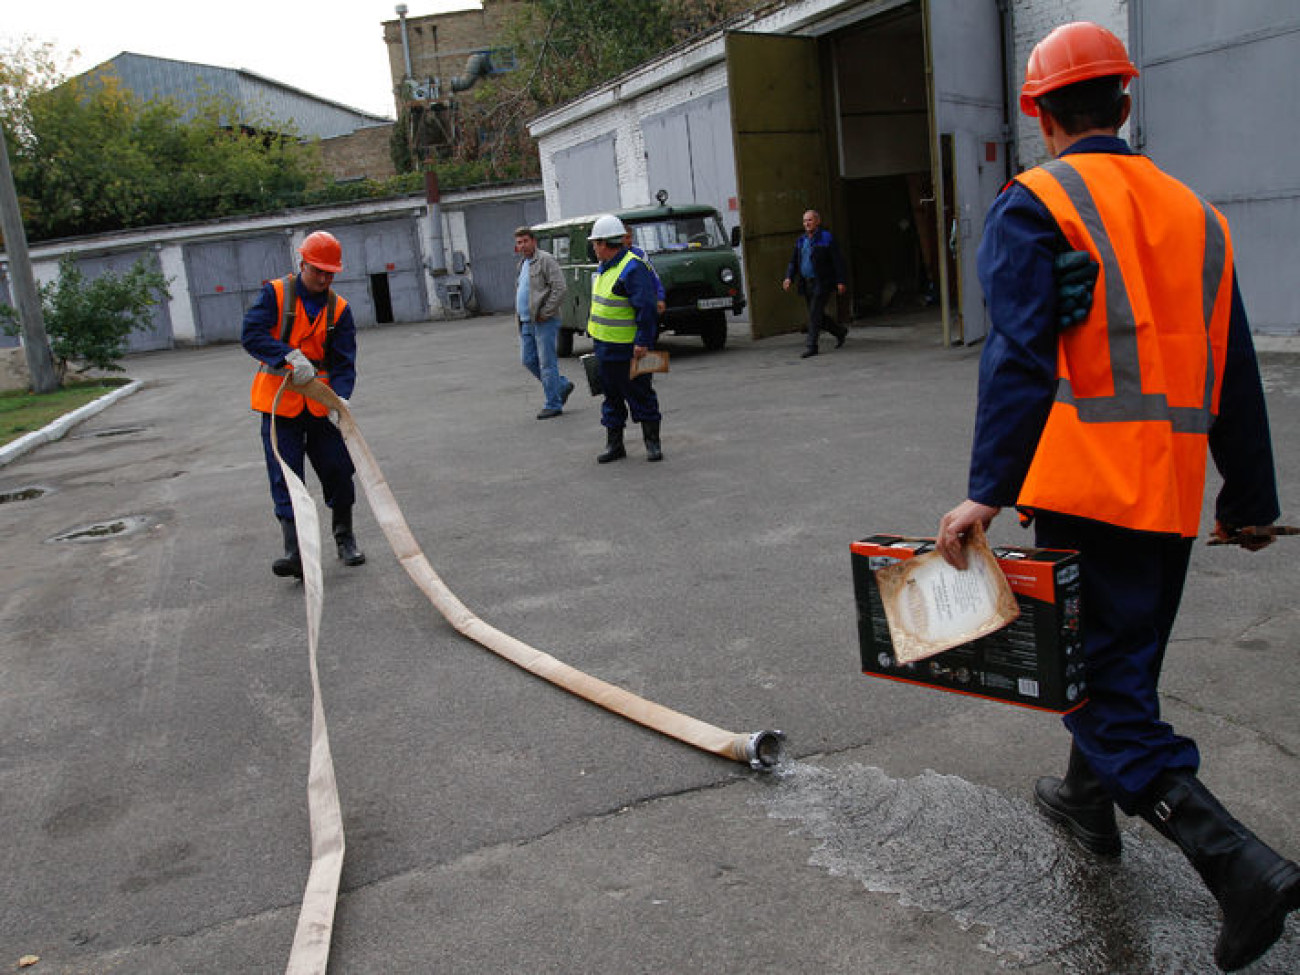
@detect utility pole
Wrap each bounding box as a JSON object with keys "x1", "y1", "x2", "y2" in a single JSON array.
[{"x1": 0, "y1": 125, "x2": 58, "y2": 393}]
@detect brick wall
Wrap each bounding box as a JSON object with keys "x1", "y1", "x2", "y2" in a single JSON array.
[
  {"x1": 318, "y1": 124, "x2": 398, "y2": 181},
  {"x1": 383, "y1": 0, "x2": 523, "y2": 106},
  {"x1": 1012, "y1": 0, "x2": 1131, "y2": 167}
]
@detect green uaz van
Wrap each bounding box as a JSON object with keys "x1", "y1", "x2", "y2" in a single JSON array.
[{"x1": 530, "y1": 202, "x2": 746, "y2": 356}]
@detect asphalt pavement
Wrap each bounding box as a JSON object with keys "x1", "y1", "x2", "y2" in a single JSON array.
[{"x1": 2, "y1": 312, "x2": 1298, "y2": 974}]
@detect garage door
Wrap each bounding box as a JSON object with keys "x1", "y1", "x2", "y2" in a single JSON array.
[
  {"x1": 462, "y1": 197, "x2": 548, "y2": 314},
  {"x1": 1133, "y1": 0, "x2": 1300, "y2": 334},
  {"x1": 77, "y1": 250, "x2": 174, "y2": 352},
  {"x1": 327, "y1": 217, "x2": 428, "y2": 328},
  {"x1": 186, "y1": 235, "x2": 291, "y2": 344}
]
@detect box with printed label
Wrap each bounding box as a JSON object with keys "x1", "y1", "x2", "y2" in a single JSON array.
[{"x1": 851, "y1": 534, "x2": 1087, "y2": 713}]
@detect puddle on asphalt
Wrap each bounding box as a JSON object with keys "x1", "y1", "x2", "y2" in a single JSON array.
[
  {"x1": 72, "y1": 425, "x2": 146, "y2": 439},
  {"x1": 757, "y1": 761, "x2": 1300, "y2": 974},
  {"x1": 48, "y1": 515, "x2": 152, "y2": 543},
  {"x1": 0, "y1": 486, "x2": 47, "y2": 503}
]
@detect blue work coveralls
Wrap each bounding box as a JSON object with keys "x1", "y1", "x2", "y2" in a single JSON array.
[
  {"x1": 592, "y1": 247, "x2": 663, "y2": 429},
  {"x1": 969, "y1": 136, "x2": 1279, "y2": 813},
  {"x1": 241, "y1": 275, "x2": 359, "y2": 521}
]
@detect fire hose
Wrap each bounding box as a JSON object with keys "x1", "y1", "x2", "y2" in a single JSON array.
[{"x1": 271, "y1": 377, "x2": 785, "y2": 973}]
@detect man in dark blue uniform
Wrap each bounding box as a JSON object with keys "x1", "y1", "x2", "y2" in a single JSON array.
[
  {"x1": 242, "y1": 231, "x2": 363, "y2": 577},
  {"x1": 586, "y1": 214, "x2": 664, "y2": 463},
  {"x1": 936, "y1": 22, "x2": 1296, "y2": 973},
  {"x1": 782, "y1": 209, "x2": 847, "y2": 358}
]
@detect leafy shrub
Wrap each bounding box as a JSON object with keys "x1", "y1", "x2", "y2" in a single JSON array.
[{"x1": 0, "y1": 254, "x2": 170, "y2": 379}]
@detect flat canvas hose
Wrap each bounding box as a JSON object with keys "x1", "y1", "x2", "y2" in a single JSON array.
[{"x1": 272, "y1": 377, "x2": 785, "y2": 974}]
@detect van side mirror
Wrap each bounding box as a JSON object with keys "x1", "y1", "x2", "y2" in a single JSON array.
[{"x1": 730, "y1": 225, "x2": 741, "y2": 248}]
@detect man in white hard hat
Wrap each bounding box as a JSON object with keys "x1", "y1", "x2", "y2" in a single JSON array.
[{"x1": 586, "y1": 214, "x2": 665, "y2": 463}]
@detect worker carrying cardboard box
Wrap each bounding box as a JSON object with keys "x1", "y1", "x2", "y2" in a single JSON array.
[{"x1": 934, "y1": 21, "x2": 1297, "y2": 973}]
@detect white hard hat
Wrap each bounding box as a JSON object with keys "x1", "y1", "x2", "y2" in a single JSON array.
[{"x1": 588, "y1": 214, "x2": 627, "y2": 241}]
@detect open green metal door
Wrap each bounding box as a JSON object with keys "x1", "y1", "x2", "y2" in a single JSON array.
[{"x1": 726, "y1": 31, "x2": 834, "y2": 340}]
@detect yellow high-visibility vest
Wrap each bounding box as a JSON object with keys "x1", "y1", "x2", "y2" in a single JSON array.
[{"x1": 587, "y1": 251, "x2": 639, "y2": 344}]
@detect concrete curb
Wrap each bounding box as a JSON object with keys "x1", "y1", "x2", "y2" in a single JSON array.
[
  {"x1": 0, "y1": 379, "x2": 143, "y2": 468},
  {"x1": 1255, "y1": 335, "x2": 1300, "y2": 354}
]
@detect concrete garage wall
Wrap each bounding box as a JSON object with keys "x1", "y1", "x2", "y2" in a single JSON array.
[{"x1": 1, "y1": 184, "x2": 544, "y2": 350}]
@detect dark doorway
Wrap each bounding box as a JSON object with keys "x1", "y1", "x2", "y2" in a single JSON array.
[{"x1": 370, "y1": 273, "x2": 394, "y2": 324}]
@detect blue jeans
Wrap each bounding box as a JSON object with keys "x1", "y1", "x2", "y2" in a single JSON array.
[{"x1": 520, "y1": 318, "x2": 569, "y2": 410}]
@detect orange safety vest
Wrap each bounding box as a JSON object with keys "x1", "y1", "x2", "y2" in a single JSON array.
[
  {"x1": 248, "y1": 275, "x2": 346, "y2": 418},
  {"x1": 1014, "y1": 153, "x2": 1234, "y2": 537}
]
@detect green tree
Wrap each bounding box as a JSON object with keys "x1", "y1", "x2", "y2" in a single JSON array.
[
  {"x1": 0, "y1": 254, "x2": 170, "y2": 379},
  {"x1": 0, "y1": 37, "x2": 73, "y2": 144},
  {"x1": 440, "y1": 0, "x2": 758, "y2": 180},
  {"x1": 5, "y1": 59, "x2": 327, "y2": 241}
]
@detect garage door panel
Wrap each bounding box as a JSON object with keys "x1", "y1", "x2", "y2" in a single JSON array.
[
  {"x1": 193, "y1": 292, "x2": 248, "y2": 345},
  {"x1": 1138, "y1": 0, "x2": 1295, "y2": 54},
  {"x1": 1136, "y1": 0, "x2": 1300, "y2": 335},
  {"x1": 1221, "y1": 198, "x2": 1300, "y2": 335},
  {"x1": 729, "y1": 31, "x2": 832, "y2": 339},
  {"x1": 78, "y1": 250, "x2": 173, "y2": 353}
]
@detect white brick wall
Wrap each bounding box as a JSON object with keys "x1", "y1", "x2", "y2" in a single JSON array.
[
  {"x1": 537, "y1": 60, "x2": 729, "y2": 217},
  {"x1": 1012, "y1": 0, "x2": 1132, "y2": 167},
  {"x1": 536, "y1": 0, "x2": 1137, "y2": 214}
]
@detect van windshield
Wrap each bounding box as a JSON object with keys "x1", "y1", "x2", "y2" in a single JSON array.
[{"x1": 628, "y1": 215, "x2": 728, "y2": 254}]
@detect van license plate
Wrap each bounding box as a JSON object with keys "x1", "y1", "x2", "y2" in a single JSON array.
[{"x1": 696, "y1": 297, "x2": 732, "y2": 309}]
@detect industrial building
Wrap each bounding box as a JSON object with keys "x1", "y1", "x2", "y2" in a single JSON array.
[{"x1": 529, "y1": 0, "x2": 1300, "y2": 343}]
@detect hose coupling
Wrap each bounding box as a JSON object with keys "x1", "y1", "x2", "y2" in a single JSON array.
[{"x1": 744, "y1": 730, "x2": 787, "y2": 770}]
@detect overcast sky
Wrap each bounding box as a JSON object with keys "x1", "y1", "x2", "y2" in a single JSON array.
[{"x1": 2, "y1": 0, "x2": 481, "y2": 120}]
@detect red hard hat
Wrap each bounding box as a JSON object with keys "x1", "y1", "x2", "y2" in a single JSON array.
[
  {"x1": 1020, "y1": 21, "x2": 1138, "y2": 117},
  {"x1": 299, "y1": 231, "x2": 343, "y2": 272}
]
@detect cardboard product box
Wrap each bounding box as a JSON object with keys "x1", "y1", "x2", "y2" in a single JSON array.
[{"x1": 851, "y1": 534, "x2": 1087, "y2": 713}]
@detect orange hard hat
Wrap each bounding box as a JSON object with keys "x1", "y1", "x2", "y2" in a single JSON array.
[
  {"x1": 1020, "y1": 21, "x2": 1138, "y2": 117},
  {"x1": 299, "y1": 231, "x2": 343, "y2": 272}
]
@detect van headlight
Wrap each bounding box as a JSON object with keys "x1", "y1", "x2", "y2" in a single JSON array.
[{"x1": 719, "y1": 267, "x2": 735, "y2": 284}]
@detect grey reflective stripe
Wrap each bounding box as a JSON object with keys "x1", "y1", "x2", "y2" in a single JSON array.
[
  {"x1": 278, "y1": 275, "x2": 296, "y2": 341},
  {"x1": 592, "y1": 292, "x2": 632, "y2": 311},
  {"x1": 1197, "y1": 196, "x2": 1226, "y2": 429},
  {"x1": 590, "y1": 277, "x2": 635, "y2": 331},
  {"x1": 1041, "y1": 159, "x2": 1225, "y2": 435}
]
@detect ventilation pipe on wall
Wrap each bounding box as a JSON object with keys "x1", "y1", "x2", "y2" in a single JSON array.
[
  {"x1": 396, "y1": 4, "x2": 414, "y2": 80},
  {"x1": 450, "y1": 52, "x2": 494, "y2": 93},
  {"x1": 424, "y1": 170, "x2": 447, "y2": 275}
]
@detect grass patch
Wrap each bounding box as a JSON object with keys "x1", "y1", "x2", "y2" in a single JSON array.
[{"x1": 0, "y1": 379, "x2": 132, "y2": 447}]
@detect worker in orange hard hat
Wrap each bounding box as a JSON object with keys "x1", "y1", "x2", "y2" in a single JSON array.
[
  {"x1": 936, "y1": 21, "x2": 1295, "y2": 971},
  {"x1": 242, "y1": 230, "x2": 365, "y2": 578}
]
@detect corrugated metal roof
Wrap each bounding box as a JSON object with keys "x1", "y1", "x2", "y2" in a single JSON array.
[{"x1": 81, "y1": 52, "x2": 391, "y2": 140}]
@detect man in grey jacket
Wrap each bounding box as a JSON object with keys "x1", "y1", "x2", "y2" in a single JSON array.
[{"x1": 514, "y1": 226, "x2": 575, "y2": 418}]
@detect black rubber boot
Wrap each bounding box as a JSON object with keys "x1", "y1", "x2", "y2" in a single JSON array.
[
  {"x1": 1142, "y1": 770, "x2": 1300, "y2": 971},
  {"x1": 1034, "y1": 742, "x2": 1122, "y2": 856},
  {"x1": 597, "y1": 426, "x2": 626, "y2": 464},
  {"x1": 332, "y1": 506, "x2": 366, "y2": 566},
  {"x1": 642, "y1": 421, "x2": 663, "y2": 462},
  {"x1": 272, "y1": 517, "x2": 303, "y2": 578}
]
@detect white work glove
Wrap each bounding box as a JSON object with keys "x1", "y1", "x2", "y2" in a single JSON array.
[
  {"x1": 329, "y1": 397, "x2": 348, "y2": 427},
  {"x1": 284, "y1": 349, "x2": 314, "y2": 385}
]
